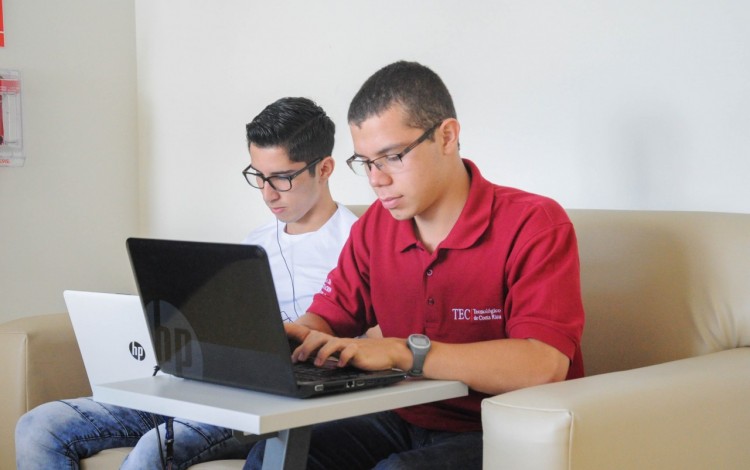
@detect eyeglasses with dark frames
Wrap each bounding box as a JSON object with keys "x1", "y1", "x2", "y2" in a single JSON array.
[
  {"x1": 242, "y1": 157, "x2": 323, "y2": 192},
  {"x1": 346, "y1": 122, "x2": 442, "y2": 176}
]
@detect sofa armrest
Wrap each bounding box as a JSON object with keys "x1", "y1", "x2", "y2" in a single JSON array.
[
  {"x1": 482, "y1": 348, "x2": 750, "y2": 470},
  {"x1": 0, "y1": 313, "x2": 92, "y2": 470}
]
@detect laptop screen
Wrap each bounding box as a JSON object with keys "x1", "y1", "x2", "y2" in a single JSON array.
[{"x1": 126, "y1": 238, "x2": 299, "y2": 391}]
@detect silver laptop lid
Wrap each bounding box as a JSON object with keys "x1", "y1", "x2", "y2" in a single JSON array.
[{"x1": 65, "y1": 290, "x2": 158, "y2": 386}]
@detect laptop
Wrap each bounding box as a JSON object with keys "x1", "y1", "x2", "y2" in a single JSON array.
[
  {"x1": 65, "y1": 290, "x2": 159, "y2": 386},
  {"x1": 125, "y1": 237, "x2": 406, "y2": 398}
]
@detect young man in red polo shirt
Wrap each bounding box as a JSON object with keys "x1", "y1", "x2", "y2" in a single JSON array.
[{"x1": 246, "y1": 61, "x2": 585, "y2": 470}]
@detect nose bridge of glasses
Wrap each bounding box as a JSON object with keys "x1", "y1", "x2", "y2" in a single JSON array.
[
  {"x1": 259, "y1": 179, "x2": 273, "y2": 194},
  {"x1": 367, "y1": 161, "x2": 394, "y2": 186}
]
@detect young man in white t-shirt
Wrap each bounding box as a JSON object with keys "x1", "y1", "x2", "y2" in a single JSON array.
[{"x1": 15, "y1": 97, "x2": 358, "y2": 469}]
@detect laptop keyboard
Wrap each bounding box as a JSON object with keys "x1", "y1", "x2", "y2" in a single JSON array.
[{"x1": 293, "y1": 361, "x2": 364, "y2": 382}]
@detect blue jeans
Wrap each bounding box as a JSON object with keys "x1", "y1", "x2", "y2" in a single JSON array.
[
  {"x1": 15, "y1": 397, "x2": 253, "y2": 469},
  {"x1": 243, "y1": 411, "x2": 482, "y2": 470}
]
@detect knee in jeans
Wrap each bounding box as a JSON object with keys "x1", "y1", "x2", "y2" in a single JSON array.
[
  {"x1": 15, "y1": 403, "x2": 61, "y2": 455},
  {"x1": 15, "y1": 410, "x2": 34, "y2": 443}
]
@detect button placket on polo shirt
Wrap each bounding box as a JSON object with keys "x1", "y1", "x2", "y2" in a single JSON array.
[
  {"x1": 424, "y1": 264, "x2": 439, "y2": 333},
  {"x1": 425, "y1": 266, "x2": 435, "y2": 305}
]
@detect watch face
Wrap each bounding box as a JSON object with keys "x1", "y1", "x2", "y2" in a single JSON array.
[{"x1": 411, "y1": 335, "x2": 430, "y2": 348}]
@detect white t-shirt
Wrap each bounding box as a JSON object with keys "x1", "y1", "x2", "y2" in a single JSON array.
[{"x1": 242, "y1": 203, "x2": 358, "y2": 321}]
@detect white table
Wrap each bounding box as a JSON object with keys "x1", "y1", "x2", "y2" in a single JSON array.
[{"x1": 93, "y1": 375, "x2": 468, "y2": 469}]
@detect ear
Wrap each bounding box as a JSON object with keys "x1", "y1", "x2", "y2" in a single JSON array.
[
  {"x1": 437, "y1": 118, "x2": 460, "y2": 155},
  {"x1": 317, "y1": 156, "x2": 335, "y2": 183}
]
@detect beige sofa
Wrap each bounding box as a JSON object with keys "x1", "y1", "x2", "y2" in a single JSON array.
[
  {"x1": 484, "y1": 210, "x2": 750, "y2": 469},
  {"x1": 1, "y1": 209, "x2": 748, "y2": 469}
]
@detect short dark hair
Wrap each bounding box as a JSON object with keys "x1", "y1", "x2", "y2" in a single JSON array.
[
  {"x1": 347, "y1": 61, "x2": 457, "y2": 130},
  {"x1": 246, "y1": 97, "x2": 335, "y2": 172}
]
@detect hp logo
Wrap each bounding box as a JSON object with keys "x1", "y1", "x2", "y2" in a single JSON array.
[{"x1": 129, "y1": 341, "x2": 147, "y2": 361}]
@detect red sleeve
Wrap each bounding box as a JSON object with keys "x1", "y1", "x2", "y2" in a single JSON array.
[
  {"x1": 504, "y1": 216, "x2": 585, "y2": 377},
  {"x1": 308, "y1": 216, "x2": 376, "y2": 338}
]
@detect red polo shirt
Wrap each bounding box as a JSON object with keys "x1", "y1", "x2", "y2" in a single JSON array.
[{"x1": 309, "y1": 159, "x2": 585, "y2": 432}]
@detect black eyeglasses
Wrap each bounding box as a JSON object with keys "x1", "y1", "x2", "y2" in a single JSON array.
[
  {"x1": 346, "y1": 122, "x2": 442, "y2": 176},
  {"x1": 242, "y1": 157, "x2": 323, "y2": 192}
]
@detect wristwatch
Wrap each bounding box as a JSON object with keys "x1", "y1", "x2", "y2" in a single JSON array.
[{"x1": 407, "y1": 334, "x2": 431, "y2": 377}]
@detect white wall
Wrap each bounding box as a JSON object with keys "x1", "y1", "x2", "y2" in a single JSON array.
[
  {"x1": 2, "y1": 1, "x2": 748, "y2": 322},
  {"x1": 135, "y1": 0, "x2": 750, "y2": 247},
  {"x1": 0, "y1": 0, "x2": 138, "y2": 322}
]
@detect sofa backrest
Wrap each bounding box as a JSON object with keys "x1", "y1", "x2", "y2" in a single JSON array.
[
  {"x1": 352, "y1": 205, "x2": 749, "y2": 376},
  {"x1": 0, "y1": 312, "x2": 92, "y2": 470},
  {"x1": 568, "y1": 209, "x2": 750, "y2": 376}
]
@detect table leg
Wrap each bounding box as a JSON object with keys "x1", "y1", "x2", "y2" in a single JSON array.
[{"x1": 261, "y1": 426, "x2": 312, "y2": 470}]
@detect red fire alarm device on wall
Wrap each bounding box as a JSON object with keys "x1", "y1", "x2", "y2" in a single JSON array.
[{"x1": 0, "y1": 69, "x2": 23, "y2": 167}]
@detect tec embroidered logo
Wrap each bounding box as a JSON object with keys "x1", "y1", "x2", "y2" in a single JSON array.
[{"x1": 452, "y1": 308, "x2": 503, "y2": 322}]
